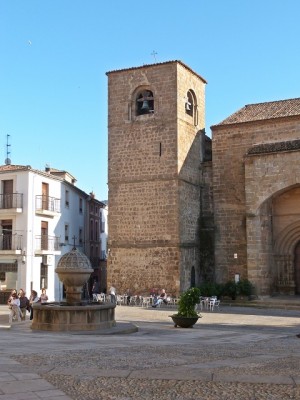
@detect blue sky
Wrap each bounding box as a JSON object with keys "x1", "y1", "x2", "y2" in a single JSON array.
[{"x1": 1, "y1": 1, "x2": 299, "y2": 201}]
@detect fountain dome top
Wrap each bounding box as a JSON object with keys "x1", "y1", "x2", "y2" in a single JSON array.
[{"x1": 56, "y1": 247, "x2": 93, "y2": 272}]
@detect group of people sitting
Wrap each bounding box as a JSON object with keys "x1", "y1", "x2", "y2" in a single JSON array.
[
  {"x1": 90, "y1": 282, "x2": 171, "y2": 308},
  {"x1": 7, "y1": 288, "x2": 48, "y2": 323},
  {"x1": 152, "y1": 288, "x2": 169, "y2": 308}
]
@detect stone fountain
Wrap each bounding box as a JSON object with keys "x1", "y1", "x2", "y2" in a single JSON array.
[{"x1": 31, "y1": 247, "x2": 116, "y2": 332}]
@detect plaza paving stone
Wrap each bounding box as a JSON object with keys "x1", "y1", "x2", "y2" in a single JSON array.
[{"x1": 0, "y1": 301, "x2": 300, "y2": 399}]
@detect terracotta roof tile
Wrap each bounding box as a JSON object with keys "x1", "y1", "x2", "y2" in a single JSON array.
[
  {"x1": 0, "y1": 164, "x2": 30, "y2": 172},
  {"x1": 106, "y1": 60, "x2": 207, "y2": 83},
  {"x1": 247, "y1": 139, "x2": 300, "y2": 155},
  {"x1": 214, "y1": 98, "x2": 300, "y2": 126}
]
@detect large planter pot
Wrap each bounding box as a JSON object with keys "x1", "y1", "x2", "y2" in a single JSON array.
[{"x1": 170, "y1": 315, "x2": 199, "y2": 328}]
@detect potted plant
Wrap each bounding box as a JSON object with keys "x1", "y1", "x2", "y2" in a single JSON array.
[{"x1": 170, "y1": 287, "x2": 201, "y2": 328}]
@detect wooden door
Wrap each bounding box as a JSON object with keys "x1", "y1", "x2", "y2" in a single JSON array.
[
  {"x1": 41, "y1": 221, "x2": 48, "y2": 250},
  {"x1": 42, "y1": 183, "x2": 49, "y2": 210},
  {"x1": 3, "y1": 180, "x2": 13, "y2": 208},
  {"x1": 1, "y1": 220, "x2": 12, "y2": 250}
]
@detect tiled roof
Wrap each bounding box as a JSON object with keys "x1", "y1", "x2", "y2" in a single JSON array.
[
  {"x1": 247, "y1": 139, "x2": 300, "y2": 155},
  {"x1": 106, "y1": 60, "x2": 207, "y2": 84},
  {"x1": 0, "y1": 164, "x2": 30, "y2": 172},
  {"x1": 214, "y1": 98, "x2": 300, "y2": 127}
]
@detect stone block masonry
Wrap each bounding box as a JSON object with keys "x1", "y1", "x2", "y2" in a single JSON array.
[{"x1": 107, "y1": 61, "x2": 206, "y2": 295}]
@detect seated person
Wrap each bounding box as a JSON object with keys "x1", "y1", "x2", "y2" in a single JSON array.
[{"x1": 152, "y1": 289, "x2": 168, "y2": 308}]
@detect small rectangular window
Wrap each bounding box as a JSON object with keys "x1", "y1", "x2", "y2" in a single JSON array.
[
  {"x1": 95, "y1": 221, "x2": 98, "y2": 241},
  {"x1": 65, "y1": 190, "x2": 69, "y2": 207},
  {"x1": 90, "y1": 219, "x2": 94, "y2": 241},
  {"x1": 65, "y1": 224, "x2": 69, "y2": 242}
]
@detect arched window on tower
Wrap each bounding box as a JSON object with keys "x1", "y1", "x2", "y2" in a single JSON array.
[
  {"x1": 185, "y1": 89, "x2": 198, "y2": 126},
  {"x1": 136, "y1": 90, "x2": 154, "y2": 116},
  {"x1": 185, "y1": 90, "x2": 194, "y2": 117}
]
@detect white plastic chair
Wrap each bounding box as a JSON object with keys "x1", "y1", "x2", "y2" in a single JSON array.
[
  {"x1": 130, "y1": 295, "x2": 138, "y2": 306},
  {"x1": 92, "y1": 294, "x2": 98, "y2": 302},
  {"x1": 141, "y1": 297, "x2": 151, "y2": 308},
  {"x1": 93, "y1": 293, "x2": 105, "y2": 302},
  {"x1": 209, "y1": 297, "x2": 220, "y2": 311}
]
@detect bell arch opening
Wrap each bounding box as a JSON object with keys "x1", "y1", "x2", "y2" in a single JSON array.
[
  {"x1": 136, "y1": 89, "x2": 154, "y2": 116},
  {"x1": 185, "y1": 89, "x2": 198, "y2": 125}
]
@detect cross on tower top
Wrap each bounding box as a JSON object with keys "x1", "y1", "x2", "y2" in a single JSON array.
[{"x1": 151, "y1": 50, "x2": 158, "y2": 62}]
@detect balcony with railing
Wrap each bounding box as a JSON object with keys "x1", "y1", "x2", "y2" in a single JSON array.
[
  {"x1": 0, "y1": 233, "x2": 23, "y2": 254},
  {"x1": 0, "y1": 193, "x2": 23, "y2": 214},
  {"x1": 35, "y1": 195, "x2": 61, "y2": 217},
  {"x1": 35, "y1": 235, "x2": 61, "y2": 255}
]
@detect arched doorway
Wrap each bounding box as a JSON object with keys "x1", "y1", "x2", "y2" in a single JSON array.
[
  {"x1": 294, "y1": 241, "x2": 300, "y2": 294},
  {"x1": 263, "y1": 186, "x2": 300, "y2": 295}
]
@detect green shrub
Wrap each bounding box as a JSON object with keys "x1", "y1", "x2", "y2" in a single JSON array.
[
  {"x1": 198, "y1": 282, "x2": 223, "y2": 298},
  {"x1": 176, "y1": 287, "x2": 201, "y2": 317},
  {"x1": 237, "y1": 279, "x2": 254, "y2": 296},
  {"x1": 197, "y1": 279, "x2": 255, "y2": 300},
  {"x1": 223, "y1": 281, "x2": 238, "y2": 299},
  {"x1": 223, "y1": 279, "x2": 255, "y2": 299}
]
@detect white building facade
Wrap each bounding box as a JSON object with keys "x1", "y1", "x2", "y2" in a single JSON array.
[
  {"x1": 0, "y1": 164, "x2": 93, "y2": 304},
  {"x1": 100, "y1": 202, "x2": 108, "y2": 261}
]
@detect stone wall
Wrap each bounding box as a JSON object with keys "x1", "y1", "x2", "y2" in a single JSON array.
[
  {"x1": 107, "y1": 62, "x2": 206, "y2": 295},
  {"x1": 245, "y1": 146, "x2": 300, "y2": 294},
  {"x1": 211, "y1": 116, "x2": 300, "y2": 294}
]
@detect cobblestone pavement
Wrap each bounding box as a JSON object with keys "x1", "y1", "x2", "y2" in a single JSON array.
[{"x1": 1, "y1": 304, "x2": 300, "y2": 399}]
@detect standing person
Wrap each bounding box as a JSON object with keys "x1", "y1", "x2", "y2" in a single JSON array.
[
  {"x1": 28, "y1": 290, "x2": 39, "y2": 320},
  {"x1": 8, "y1": 292, "x2": 21, "y2": 323},
  {"x1": 126, "y1": 288, "x2": 131, "y2": 305},
  {"x1": 7, "y1": 289, "x2": 17, "y2": 305},
  {"x1": 92, "y1": 279, "x2": 100, "y2": 300},
  {"x1": 40, "y1": 288, "x2": 48, "y2": 303},
  {"x1": 109, "y1": 285, "x2": 116, "y2": 304},
  {"x1": 18, "y1": 289, "x2": 29, "y2": 321}
]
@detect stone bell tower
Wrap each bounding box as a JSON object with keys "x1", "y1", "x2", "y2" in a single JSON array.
[{"x1": 106, "y1": 61, "x2": 206, "y2": 295}]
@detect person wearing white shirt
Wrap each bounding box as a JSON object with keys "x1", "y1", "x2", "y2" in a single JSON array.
[
  {"x1": 109, "y1": 286, "x2": 116, "y2": 304},
  {"x1": 8, "y1": 293, "x2": 21, "y2": 323}
]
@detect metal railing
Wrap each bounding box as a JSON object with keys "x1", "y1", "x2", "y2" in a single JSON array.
[
  {"x1": 35, "y1": 195, "x2": 61, "y2": 213},
  {"x1": 0, "y1": 233, "x2": 23, "y2": 251},
  {"x1": 35, "y1": 235, "x2": 60, "y2": 251},
  {"x1": 0, "y1": 193, "x2": 23, "y2": 209}
]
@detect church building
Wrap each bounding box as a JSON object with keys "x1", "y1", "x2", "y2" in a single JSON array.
[
  {"x1": 211, "y1": 98, "x2": 300, "y2": 296},
  {"x1": 107, "y1": 60, "x2": 300, "y2": 297}
]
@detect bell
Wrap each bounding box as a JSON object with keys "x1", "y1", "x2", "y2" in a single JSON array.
[
  {"x1": 141, "y1": 100, "x2": 150, "y2": 111},
  {"x1": 185, "y1": 101, "x2": 191, "y2": 111}
]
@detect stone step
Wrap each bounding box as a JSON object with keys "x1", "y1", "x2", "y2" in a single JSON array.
[{"x1": 221, "y1": 297, "x2": 300, "y2": 311}]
